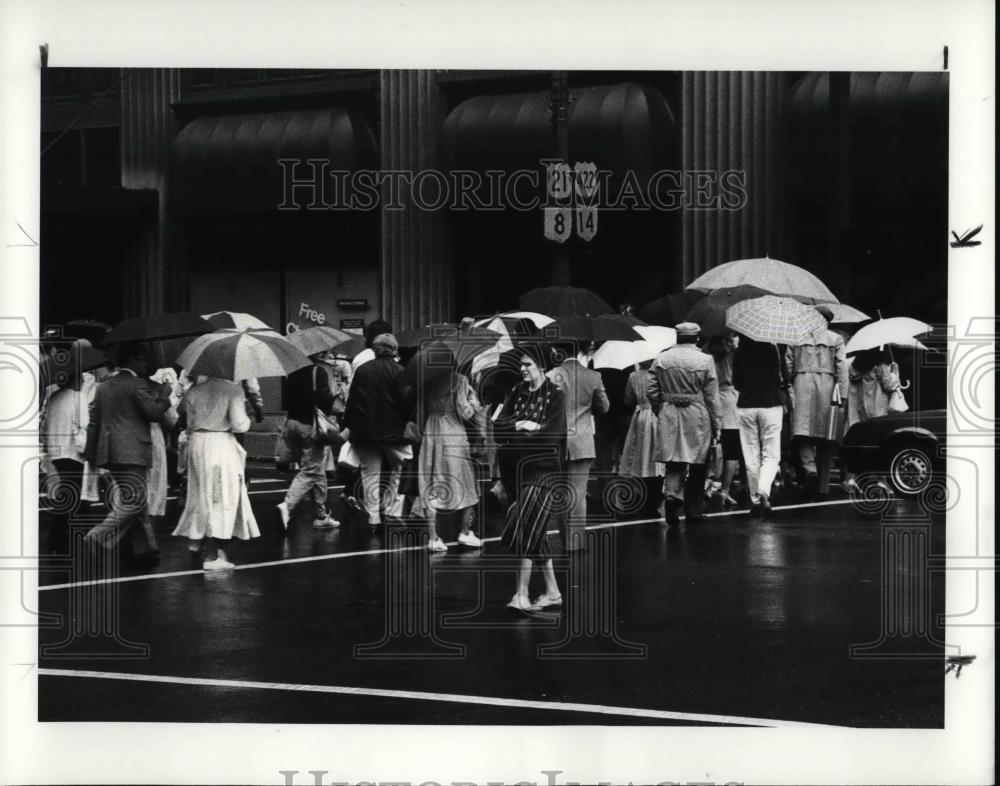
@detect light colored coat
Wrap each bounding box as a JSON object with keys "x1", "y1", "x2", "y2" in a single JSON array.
[
  {"x1": 648, "y1": 344, "x2": 722, "y2": 464},
  {"x1": 789, "y1": 330, "x2": 848, "y2": 439},
  {"x1": 846, "y1": 360, "x2": 901, "y2": 430},
  {"x1": 547, "y1": 359, "x2": 610, "y2": 461}
]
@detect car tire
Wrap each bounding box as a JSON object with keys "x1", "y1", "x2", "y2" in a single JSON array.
[{"x1": 887, "y1": 442, "x2": 935, "y2": 496}]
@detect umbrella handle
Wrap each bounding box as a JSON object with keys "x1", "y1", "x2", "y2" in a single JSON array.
[{"x1": 899, "y1": 379, "x2": 911, "y2": 390}]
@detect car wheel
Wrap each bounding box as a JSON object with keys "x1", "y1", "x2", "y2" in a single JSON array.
[{"x1": 888, "y1": 443, "x2": 934, "y2": 496}]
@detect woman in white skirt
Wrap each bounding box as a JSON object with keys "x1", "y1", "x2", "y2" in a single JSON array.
[{"x1": 173, "y1": 376, "x2": 260, "y2": 570}]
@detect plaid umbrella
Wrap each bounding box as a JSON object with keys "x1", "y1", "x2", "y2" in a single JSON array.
[
  {"x1": 518, "y1": 286, "x2": 613, "y2": 318},
  {"x1": 202, "y1": 311, "x2": 272, "y2": 331},
  {"x1": 726, "y1": 296, "x2": 828, "y2": 346},
  {"x1": 688, "y1": 257, "x2": 839, "y2": 304},
  {"x1": 684, "y1": 285, "x2": 773, "y2": 336},
  {"x1": 287, "y1": 325, "x2": 355, "y2": 356},
  {"x1": 178, "y1": 329, "x2": 311, "y2": 381}
]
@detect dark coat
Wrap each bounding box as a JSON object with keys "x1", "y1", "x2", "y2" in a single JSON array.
[
  {"x1": 85, "y1": 371, "x2": 170, "y2": 468},
  {"x1": 284, "y1": 363, "x2": 335, "y2": 424},
  {"x1": 344, "y1": 356, "x2": 410, "y2": 445}
]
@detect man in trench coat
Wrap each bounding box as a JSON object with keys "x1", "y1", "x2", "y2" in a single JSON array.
[
  {"x1": 788, "y1": 305, "x2": 849, "y2": 495},
  {"x1": 648, "y1": 322, "x2": 722, "y2": 525}
]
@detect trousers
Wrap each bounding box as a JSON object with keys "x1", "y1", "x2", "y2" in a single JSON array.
[
  {"x1": 662, "y1": 461, "x2": 708, "y2": 515},
  {"x1": 550, "y1": 457, "x2": 594, "y2": 552},
  {"x1": 738, "y1": 406, "x2": 783, "y2": 503},
  {"x1": 84, "y1": 463, "x2": 158, "y2": 555},
  {"x1": 283, "y1": 419, "x2": 327, "y2": 519},
  {"x1": 354, "y1": 443, "x2": 410, "y2": 524}
]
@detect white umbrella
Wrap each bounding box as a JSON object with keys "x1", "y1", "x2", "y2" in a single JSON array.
[
  {"x1": 688, "y1": 256, "x2": 839, "y2": 304},
  {"x1": 826, "y1": 303, "x2": 871, "y2": 325},
  {"x1": 202, "y1": 311, "x2": 271, "y2": 331},
  {"x1": 845, "y1": 317, "x2": 933, "y2": 355},
  {"x1": 178, "y1": 329, "x2": 311, "y2": 381},
  {"x1": 591, "y1": 326, "x2": 677, "y2": 370}
]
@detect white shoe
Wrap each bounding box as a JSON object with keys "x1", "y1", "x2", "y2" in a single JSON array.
[
  {"x1": 427, "y1": 537, "x2": 448, "y2": 552},
  {"x1": 506, "y1": 594, "x2": 535, "y2": 613},
  {"x1": 276, "y1": 502, "x2": 290, "y2": 530},
  {"x1": 203, "y1": 557, "x2": 235, "y2": 572},
  {"x1": 532, "y1": 593, "x2": 563, "y2": 609},
  {"x1": 313, "y1": 515, "x2": 340, "y2": 529},
  {"x1": 457, "y1": 531, "x2": 482, "y2": 548}
]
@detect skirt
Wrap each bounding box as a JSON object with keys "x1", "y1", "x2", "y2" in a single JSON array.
[
  {"x1": 499, "y1": 481, "x2": 554, "y2": 559},
  {"x1": 147, "y1": 424, "x2": 169, "y2": 517},
  {"x1": 172, "y1": 431, "x2": 259, "y2": 541},
  {"x1": 619, "y1": 406, "x2": 660, "y2": 478}
]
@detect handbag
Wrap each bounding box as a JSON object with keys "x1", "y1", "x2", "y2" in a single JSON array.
[
  {"x1": 888, "y1": 387, "x2": 909, "y2": 414},
  {"x1": 312, "y1": 366, "x2": 342, "y2": 446}
]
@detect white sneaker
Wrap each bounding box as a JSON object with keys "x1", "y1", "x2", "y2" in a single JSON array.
[
  {"x1": 506, "y1": 594, "x2": 535, "y2": 613},
  {"x1": 532, "y1": 593, "x2": 563, "y2": 609},
  {"x1": 203, "y1": 557, "x2": 235, "y2": 572},
  {"x1": 427, "y1": 537, "x2": 448, "y2": 552},
  {"x1": 457, "y1": 531, "x2": 482, "y2": 548},
  {"x1": 313, "y1": 515, "x2": 341, "y2": 529},
  {"x1": 276, "y1": 502, "x2": 290, "y2": 530}
]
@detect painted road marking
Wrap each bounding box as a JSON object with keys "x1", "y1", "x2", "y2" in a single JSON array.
[
  {"x1": 38, "y1": 497, "x2": 863, "y2": 592},
  {"x1": 36, "y1": 668, "x2": 843, "y2": 728}
]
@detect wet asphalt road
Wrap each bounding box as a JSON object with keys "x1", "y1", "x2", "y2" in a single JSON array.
[{"x1": 37, "y1": 464, "x2": 945, "y2": 727}]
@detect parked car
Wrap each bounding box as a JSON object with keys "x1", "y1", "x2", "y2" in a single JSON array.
[{"x1": 838, "y1": 409, "x2": 946, "y2": 496}]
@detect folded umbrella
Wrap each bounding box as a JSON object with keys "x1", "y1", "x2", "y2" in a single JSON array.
[
  {"x1": 104, "y1": 312, "x2": 214, "y2": 345},
  {"x1": 845, "y1": 317, "x2": 932, "y2": 355},
  {"x1": 688, "y1": 257, "x2": 839, "y2": 304},
  {"x1": 543, "y1": 315, "x2": 643, "y2": 344},
  {"x1": 178, "y1": 329, "x2": 311, "y2": 382},
  {"x1": 202, "y1": 311, "x2": 272, "y2": 331},
  {"x1": 287, "y1": 325, "x2": 355, "y2": 357},
  {"x1": 726, "y1": 296, "x2": 828, "y2": 346},
  {"x1": 683, "y1": 285, "x2": 774, "y2": 336},
  {"x1": 518, "y1": 286, "x2": 613, "y2": 318}
]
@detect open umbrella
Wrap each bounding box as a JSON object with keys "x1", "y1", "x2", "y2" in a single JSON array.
[
  {"x1": 518, "y1": 286, "x2": 613, "y2": 318},
  {"x1": 591, "y1": 326, "x2": 677, "y2": 370},
  {"x1": 104, "y1": 312, "x2": 214, "y2": 345},
  {"x1": 683, "y1": 285, "x2": 774, "y2": 336},
  {"x1": 287, "y1": 325, "x2": 354, "y2": 356},
  {"x1": 543, "y1": 315, "x2": 642, "y2": 344},
  {"x1": 41, "y1": 345, "x2": 110, "y2": 387},
  {"x1": 178, "y1": 329, "x2": 311, "y2": 381},
  {"x1": 826, "y1": 303, "x2": 871, "y2": 325},
  {"x1": 202, "y1": 311, "x2": 272, "y2": 331},
  {"x1": 845, "y1": 317, "x2": 932, "y2": 355},
  {"x1": 63, "y1": 319, "x2": 112, "y2": 347},
  {"x1": 331, "y1": 334, "x2": 367, "y2": 358},
  {"x1": 636, "y1": 290, "x2": 704, "y2": 327},
  {"x1": 474, "y1": 311, "x2": 554, "y2": 333},
  {"x1": 726, "y1": 296, "x2": 828, "y2": 346},
  {"x1": 688, "y1": 257, "x2": 839, "y2": 304},
  {"x1": 401, "y1": 340, "x2": 460, "y2": 386},
  {"x1": 394, "y1": 323, "x2": 460, "y2": 347}
]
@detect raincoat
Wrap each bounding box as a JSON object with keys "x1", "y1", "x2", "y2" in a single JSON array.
[
  {"x1": 648, "y1": 344, "x2": 722, "y2": 464},
  {"x1": 846, "y1": 360, "x2": 902, "y2": 430},
  {"x1": 788, "y1": 330, "x2": 848, "y2": 439}
]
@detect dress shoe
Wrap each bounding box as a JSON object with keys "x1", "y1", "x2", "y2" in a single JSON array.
[{"x1": 663, "y1": 500, "x2": 682, "y2": 527}]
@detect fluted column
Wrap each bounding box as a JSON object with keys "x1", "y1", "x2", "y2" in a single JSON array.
[
  {"x1": 681, "y1": 72, "x2": 786, "y2": 285},
  {"x1": 119, "y1": 68, "x2": 184, "y2": 315},
  {"x1": 378, "y1": 70, "x2": 452, "y2": 331}
]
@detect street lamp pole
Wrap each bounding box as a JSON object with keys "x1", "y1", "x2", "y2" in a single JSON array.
[{"x1": 550, "y1": 70, "x2": 571, "y2": 286}]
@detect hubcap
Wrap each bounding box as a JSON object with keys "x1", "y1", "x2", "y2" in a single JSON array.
[{"x1": 892, "y1": 448, "x2": 931, "y2": 493}]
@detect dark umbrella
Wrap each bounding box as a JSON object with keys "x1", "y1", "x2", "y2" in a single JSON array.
[
  {"x1": 400, "y1": 340, "x2": 458, "y2": 386},
  {"x1": 637, "y1": 290, "x2": 704, "y2": 327},
  {"x1": 394, "y1": 323, "x2": 459, "y2": 347},
  {"x1": 543, "y1": 315, "x2": 643, "y2": 343},
  {"x1": 40, "y1": 345, "x2": 109, "y2": 387},
  {"x1": 332, "y1": 335, "x2": 367, "y2": 358},
  {"x1": 104, "y1": 312, "x2": 214, "y2": 345},
  {"x1": 683, "y1": 285, "x2": 773, "y2": 336},
  {"x1": 64, "y1": 319, "x2": 112, "y2": 347},
  {"x1": 518, "y1": 286, "x2": 614, "y2": 318}
]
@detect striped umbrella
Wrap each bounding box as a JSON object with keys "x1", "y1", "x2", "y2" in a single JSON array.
[
  {"x1": 474, "y1": 311, "x2": 555, "y2": 335},
  {"x1": 726, "y1": 296, "x2": 828, "y2": 346},
  {"x1": 202, "y1": 311, "x2": 272, "y2": 331},
  {"x1": 287, "y1": 325, "x2": 355, "y2": 356},
  {"x1": 177, "y1": 329, "x2": 311, "y2": 381},
  {"x1": 591, "y1": 325, "x2": 676, "y2": 370}
]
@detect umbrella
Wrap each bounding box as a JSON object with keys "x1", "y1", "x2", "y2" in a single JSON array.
[
  {"x1": 591, "y1": 327, "x2": 677, "y2": 371},
  {"x1": 104, "y1": 312, "x2": 214, "y2": 345},
  {"x1": 287, "y1": 325, "x2": 354, "y2": 356},
  {"x1": 474, "y1": 311, "x2": 554, "y2": 333},
  {"x1": 202, "y1": 311, "x2": 272, "y2": 331},
  {"x1": 332, "y1": 335, "x2": 367, "y2": 358},
  {"x1": 441, "y1": 326, "x2": 512, "y2": 369},
  {"x1": 683, "y1": 285, "x2": 774, "y2": 336},
  {"x1": 687, "y1": 257, "x2": 840, "y2": 304},
  {"x1": 401, "y1": 340, "x2": 460, "y2": 386},
  {"x1": 518, "y1": 286, "x2": 614, "y2": 318},
  {"x1": 177, "y1": 329, "x2": 311, "y2": 381},
  {"x1": 726, "y1": 296, "x2": 828, "y2": 346},
  {"x1": 826, "y1": 303, "x2": 871, "y2": 325},
  {"x1": 543, "y1": 315, "x2": 643, "y2": 344},
  {"x1": 845, "y1": 317, "x2": 933, "y2": 355},
  {"x1": 394, "y1": 323, "x2": 460, "y2": 347},
  {"x1": 63, "y1": 319, "x2": 112, "y2": 347},
  {"x1": 636, "y1": 290, "x2": 704, "y2": 327},
  {"x1": 41, "y1": 345, "x2": 110, "y2": 386}
]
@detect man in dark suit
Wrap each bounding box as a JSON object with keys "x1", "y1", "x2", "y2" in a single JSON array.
[
  {"x1": 344, "y1": 333, "x2": 412, "y2": 526},
  {"x1": 84, "y1": 342, "x2": 171, "y2": 561},
  {"x1": 547, "y1": 342, "x2": 610, "y2": 551}
]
